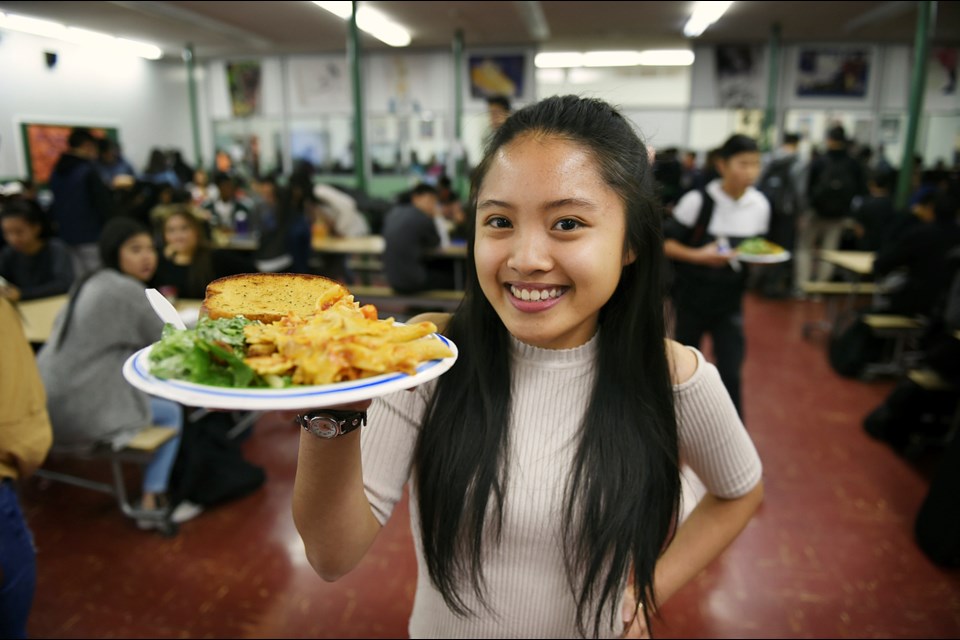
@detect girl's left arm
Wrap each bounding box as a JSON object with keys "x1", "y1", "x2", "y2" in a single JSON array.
[
  {"x1": 655, "y1": 480, "x2": 763, "y2": 605},
  {"x1": 622, "y1": 482, "x2": 763, "y2": 638}
]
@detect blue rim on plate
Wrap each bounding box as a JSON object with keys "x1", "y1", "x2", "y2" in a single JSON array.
[{"x1": 122, "y1": 333, "x2": 458, "y2": 411}]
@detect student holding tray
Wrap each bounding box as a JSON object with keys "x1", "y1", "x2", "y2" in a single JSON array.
[{"x1": 290, "y1": 96, "x2": 763, "y2": 638}]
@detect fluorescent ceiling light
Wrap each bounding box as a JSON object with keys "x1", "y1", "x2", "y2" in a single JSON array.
[
  {"x1": 536, "y1": 49, "x2": 694, "y2": 69},
  {"x1": 583, "y1": 51, "x2": 644, "y2": 67},
  {"x1": 637, "y1": 49, "x2": 696, "y2": 66},
  {"x1": 312, "y1": 1, "x2": 411, "y2": 47},
  {"x1": 535, "y1": 51, "x2": 584, "y2": 68},
  {"x1": 0, "y1": 11, "x2": 162, "y2": 59},
  {"x1": 684, "y1": 1, "x2": 734, "y2": 38}
]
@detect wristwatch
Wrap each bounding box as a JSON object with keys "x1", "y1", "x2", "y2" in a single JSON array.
[{"x1": 296, "y1": 410, "x2": 367, "y2": 439}]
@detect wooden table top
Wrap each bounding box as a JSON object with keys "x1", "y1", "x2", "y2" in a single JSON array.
[
  {"x1": 17, "y1": 295, "x2": 205, "y2": 343},
  {"x1": 818, "y1": 250, "x2": 875, "y2": 276},
  {"x1": 312, "y1": 235, "x2": 467, "y2": 258}
]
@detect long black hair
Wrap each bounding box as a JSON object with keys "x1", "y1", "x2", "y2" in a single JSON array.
[{"x1": 413, "y1": 95, "x2": 680, "y2": 637}]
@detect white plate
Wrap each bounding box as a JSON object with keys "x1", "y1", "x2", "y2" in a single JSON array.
[
  {"x1": 735, "y1": 250, "x2": 792, "y2": 264},
  {"x1": 122, "y1": 334, "x2": 458, "y2": 411}
]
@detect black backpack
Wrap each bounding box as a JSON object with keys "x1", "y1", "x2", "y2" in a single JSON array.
[
  {"x1": 758, "y1": 156, "x2": 800, "y2": 217},
  {"x1": 811, "y1": 155, "x2": 858, "y2": 219}
]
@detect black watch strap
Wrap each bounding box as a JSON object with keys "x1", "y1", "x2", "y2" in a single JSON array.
[{"x1": 296, "y1": 410, "x2": 367, "y2": 439}]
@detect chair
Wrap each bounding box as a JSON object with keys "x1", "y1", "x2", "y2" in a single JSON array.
[{"x1": 34, "y1": 425, "x2": 180, "y2": 536}]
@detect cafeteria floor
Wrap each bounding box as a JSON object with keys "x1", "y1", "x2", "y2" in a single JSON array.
[{"x1": 21, "y1": 292, "x2": 960, "y2": 638}]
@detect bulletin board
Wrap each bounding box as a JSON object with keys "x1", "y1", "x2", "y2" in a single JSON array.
[{"x1": 19, "y1": 122, "x2": 118, "y2": 186}]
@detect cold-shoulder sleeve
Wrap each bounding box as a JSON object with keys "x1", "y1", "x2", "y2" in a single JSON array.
[
  {"x1": 673, "y1": 348, "x2": 762, "y2": 498},
  {"x1": 361, "y1": 381, "x2": 434, "y2": 525}
]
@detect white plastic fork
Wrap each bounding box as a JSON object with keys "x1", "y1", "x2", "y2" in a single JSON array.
[{"x1": 145, "y1": 288, "x2": 187, "y2": 330}]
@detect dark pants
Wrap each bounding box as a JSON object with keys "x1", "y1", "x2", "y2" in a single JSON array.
[
  {"x1": 0, "y1": 480, "x2": 37, "y2": 639},
  {"x1": 674, "y1": 307, "x2": 745, "y2": 419}
]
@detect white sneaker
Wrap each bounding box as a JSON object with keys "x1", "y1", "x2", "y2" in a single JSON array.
[{"x1": 171, "y1": 500, "x2": 204, "y2": 524}]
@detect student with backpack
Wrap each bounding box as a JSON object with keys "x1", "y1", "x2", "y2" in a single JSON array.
[
  {"x1": 793, "y1": 124, "x2": 867, "y2": 290},
  {"x1": 755, "y1": 132, "x2": 807, "y2": 298},
  {"x1": 664, "y1": 134, "x2": 771, "y2": 420}
]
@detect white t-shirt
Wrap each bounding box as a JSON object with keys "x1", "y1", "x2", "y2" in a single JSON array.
[{"x1": 672, "y1": 179, "x2": 770, "y2": 240}]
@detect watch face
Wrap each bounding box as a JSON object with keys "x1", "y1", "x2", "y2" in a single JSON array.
[{"x1": 307, "y1": 415, "x2": 340, "y2": 438}]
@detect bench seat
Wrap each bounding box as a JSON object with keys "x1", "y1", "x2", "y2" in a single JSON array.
[
  {"x1": 800, "y1": 281, "x2": 880, "y2": 295},
  {"x1": 35, "y1": 425, "x2": 180, "y2": 536},
  {"x1": 350, "y1": 285, "x2": 464, "y2": 312}
]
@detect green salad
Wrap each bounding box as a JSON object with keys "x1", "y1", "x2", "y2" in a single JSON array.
[{"x1": 148, "y1": 316, "x2": 288, "y2": 388}]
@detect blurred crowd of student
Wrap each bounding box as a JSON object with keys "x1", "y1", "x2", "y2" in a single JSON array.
[
  {"x1": 1, "y1": 128, "x2": 479, "y2": 305},
  {"x1": 652, "y1": 126, "x2": 960, "y2": 308}
]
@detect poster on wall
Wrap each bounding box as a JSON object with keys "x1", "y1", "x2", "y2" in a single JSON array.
[
  {"x1": 925, "y1": 47, "x2": 958, "y2": 110},
  {"x1": 289, "y1": 57, "x2": 349, "y2": 111},
  {"x1": 796, "y1": 48, "x2": 871, "y2": 98},
  {"x1": 468, "y1": 54, "x2": 525, "y2": 99},
  {"x1": 226, "y1": 60, "x2": 263, "y2": 117},
  {"x1": 19, "y1": 122, "x2": 117, "y2": 185},
  {"x1": 715, "y1": 45, "x2": 762, "y2": 108}
]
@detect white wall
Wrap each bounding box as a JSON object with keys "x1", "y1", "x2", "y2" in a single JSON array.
[{"x1": 0, "y1": 29, "x2": 203, "y2": 180}]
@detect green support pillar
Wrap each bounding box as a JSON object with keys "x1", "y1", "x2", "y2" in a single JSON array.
[
  {"x1": 895, "y1": 1, "x2": 936, "y2": 210},
  {"x1": 453, "y1": 29, "x2": 467, "y2": 199},
  {"x1": 761, "y1": 23, "x2": 782, "y2": 152},
  {"x1": 183, "y1": 44, "x2": 203, "y2": 170},
  {"x1": 349, "y1": 2, "x2": 367, "y2": 192}
]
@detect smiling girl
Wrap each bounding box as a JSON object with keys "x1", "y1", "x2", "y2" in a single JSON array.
[{"x1": 292, "y1": 96, "x2": 763, "y2": 638}]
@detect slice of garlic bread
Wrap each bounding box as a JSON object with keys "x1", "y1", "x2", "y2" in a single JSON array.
[{"x1": 202, "y1": 273, "x2": 350, "y2": 324}]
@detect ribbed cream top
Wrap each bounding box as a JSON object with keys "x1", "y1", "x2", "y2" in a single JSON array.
[{"x1": 361, "y1": 334, "x2": 762, "y2": 638}]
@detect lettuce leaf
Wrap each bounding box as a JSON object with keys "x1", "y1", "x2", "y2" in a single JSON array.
[{"x1": 148, "y1": 316, "x2": 270, "y2": 387}]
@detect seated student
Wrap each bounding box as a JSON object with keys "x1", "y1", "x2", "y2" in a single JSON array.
[
  {"x1": 95, "y1": 138, "x2": 137, "y2": 189},
  {"x1": 437, "y1": 173, "x2": 468, "y2": 242},
  {"x1": 250, "y1": 174, "x2": 312, "y2": 275},
  {"x1": 0, "y1": 200, "x2": 75, "y2": 301},
  {"x1": 864, "y1": 243, "x2": 960, "y2": 453},
  {"x1": 35, "y1": 217, "x2": 199, "y2": 527},
  {"x1": 381, "y1": 182, "x2": 455, "y2": 294},
  {"x1": 851, "y1": 168, "x2": 897, "y2": 252},
  {"x1": 153, "y1": 205, "x2": 255, "y2": 300},
  {"x1": 204, "y1": 172, "x2": 257, "y2": 240},
  {"x1": 871, "y1": 189, "x2": 960, "y2": 318}
]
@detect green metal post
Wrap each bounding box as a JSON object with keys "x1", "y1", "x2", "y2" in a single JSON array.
[
  {"x1": 895, "y1": 1, "x2": 936, "y2": 210},
  {"x1": 184, "y1": 44, "x2": 203, "y2": 170},
  {"x1": 453, "y1": 29, "x2": 467, "y2": 199},
  {"x1": 761, "y1": 23, "x2": 782, "y2": 152},
  {"x1": 349, "y1": 2, "x2": 367, "y2": 192}
]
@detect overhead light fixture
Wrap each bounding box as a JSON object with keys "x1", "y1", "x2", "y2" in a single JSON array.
[
  {"x1": 535, "y1": 50, "x2": 694, "y2": 69},
  {"x1": 0, "y1": 11, "x2": 162, "y2": 59},
  {"x1": 684, "y1": 1, "x2": 735, "y2": 38},
  {"x1": 312, "y1": 1, "x2": 411, "y2": 47},
  {"x1": 534, "y1": 52, "x2": 584, "y2": 68},
  {"x1": 636, "y1": 49, "x2": 696, "y2": 66}
]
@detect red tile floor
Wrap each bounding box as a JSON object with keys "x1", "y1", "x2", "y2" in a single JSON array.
[{"x1": 21, "y1": 292, "x2": 960, "y2": 638}]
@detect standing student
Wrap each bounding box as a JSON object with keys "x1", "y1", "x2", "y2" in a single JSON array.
[
  {"x1": 0, "y1": 297, "x2": 53, "y2": 639},
  {"x1": 485, "y1": 95, "x2": 512, "y2": 132},
  {"x1": 664, "y1": 134, "x2": 771, "y2": 419},
  {"x1": 292, "y1": 95, "x2": 763, "y2": 638},
  {"x1": 47, "y1": 127, "x2": 116, "y2": 276},
  {"x1": 794, "y1": 124, "x2": 867, "y2": 287}
]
